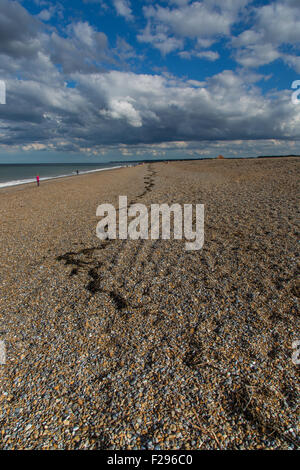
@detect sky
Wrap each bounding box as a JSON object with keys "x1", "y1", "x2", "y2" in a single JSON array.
[{"x1": 0, "y1": 0, "x2": 300, "y2": 163}]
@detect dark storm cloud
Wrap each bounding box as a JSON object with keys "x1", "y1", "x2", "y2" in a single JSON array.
[
  {"x1": 0, "y1": 0, "x2": 299, "y2": 157},
  {"x1": 49, "y1": 23, "x2": 112, "y2": 75},
  {"x1": 1, "y1": 68, "x2": 300, "y2": 151},
  {"x1": 0, "y1": 0, "x2": 42, "y2": 58}
]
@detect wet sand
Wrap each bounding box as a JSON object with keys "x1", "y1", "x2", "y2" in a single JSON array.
[{"x1": 0, "y1": 157, "x2": 299, "y2": 449}]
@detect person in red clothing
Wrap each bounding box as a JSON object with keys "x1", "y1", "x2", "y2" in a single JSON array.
[{"x1": 36, "y1": 175, "x2": 40, "y2": 187}]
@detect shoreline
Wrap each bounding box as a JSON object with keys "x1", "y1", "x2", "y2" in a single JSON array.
[
  {"x1": 0, "y1": 157, "x2": 299, "y2": 449},
  {"x1": 0, "y1": 155, "x2": 298, "y2": 193},
  {"x1": 0, "y1": 163, "x2": 135, "y2": 191}
]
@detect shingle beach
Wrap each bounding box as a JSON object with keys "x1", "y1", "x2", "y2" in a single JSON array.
[{"x1": 0, "y1": 157, "x2": 299, "y2": 449}]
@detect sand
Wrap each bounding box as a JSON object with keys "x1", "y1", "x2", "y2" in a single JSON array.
[{"x1": 0, "y1": 157, "x2": 299, "y2": 449}]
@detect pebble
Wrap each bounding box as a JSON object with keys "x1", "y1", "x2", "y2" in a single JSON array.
[{"x1": 0, "y1": 159, "x2": 299, "y2": 450}]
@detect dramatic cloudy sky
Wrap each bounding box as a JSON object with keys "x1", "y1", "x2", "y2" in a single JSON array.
[{"x1": 0, "y1": 0, "x2": 300, "y2": 162}]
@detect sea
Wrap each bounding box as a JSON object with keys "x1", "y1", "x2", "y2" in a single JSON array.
[{"x1": 0, "y1": 162, "x2": 132, "y2": 189}]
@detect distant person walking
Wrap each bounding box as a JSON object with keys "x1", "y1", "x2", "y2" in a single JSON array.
[
  {"x1": 76, "y1": 170, "x2": 79, "y2": 175},
  {"x1": 36, "y1": 175, "x2": 40, "y2": 187}
]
